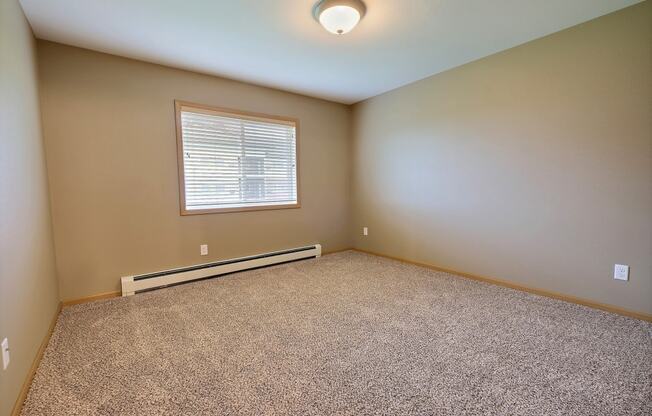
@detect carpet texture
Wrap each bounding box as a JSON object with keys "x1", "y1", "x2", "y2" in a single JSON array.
[{"x1": 22, "y1": 251, "x2": 652, "y2": 415}]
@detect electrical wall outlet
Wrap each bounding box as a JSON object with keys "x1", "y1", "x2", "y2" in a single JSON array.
[
  {"x1": 2, "y1": 338, "x2": 9, "y2": 370},
  {"x1": 200, "y1": 244, "x2": 208, "y2": 256},
  {"x1": 363, "y1": 227, "x2": 368, "y2": 236},
  {"x1": 614, "y1": 264, "x2": 629, "y2": 281}
]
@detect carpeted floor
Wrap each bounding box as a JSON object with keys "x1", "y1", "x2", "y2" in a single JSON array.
[{"x1": 22, "y1": 251, "x2": 652, "y2": 415}]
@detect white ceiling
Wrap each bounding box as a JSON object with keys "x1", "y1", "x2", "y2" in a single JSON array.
[{"x1": 20, "y1": 0, "x2": 642, "y2": 104}]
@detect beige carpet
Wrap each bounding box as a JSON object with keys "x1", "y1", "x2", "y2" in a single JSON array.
[{"x1": 22, "y1": 251, "x2": 652, "y2": 415}]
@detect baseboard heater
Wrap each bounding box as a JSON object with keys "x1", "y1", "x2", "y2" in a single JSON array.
[{"x1": 121, "y1": 244, "x2": 321, "y2": 296}]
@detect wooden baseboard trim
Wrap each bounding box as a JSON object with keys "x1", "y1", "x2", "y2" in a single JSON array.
[
  {"x1": 322, "y1": 247, "x2": 354, "y2": 256},
  {"x1": 11, "y1": 302, "x2": 62, "y2": 416},
  {"x1": 352, "y1": 248, "x2": 652, "y2": 322},
  {"x1": 62, "y1": 291, "x2": 121, "y2": 307}
]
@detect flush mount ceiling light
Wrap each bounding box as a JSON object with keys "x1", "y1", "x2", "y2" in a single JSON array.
[{"x1": 313, "y1": 0, "x2": 366, "y2": 35}]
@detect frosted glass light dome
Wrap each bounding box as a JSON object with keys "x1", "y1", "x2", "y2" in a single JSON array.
[{"x1": 313, "y1": 0, "x2": 366, "y2": 35}]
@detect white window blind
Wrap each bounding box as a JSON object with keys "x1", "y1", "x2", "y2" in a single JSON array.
[{"x1": 178, "y1": 105, "x2": 298, "y2": 213}]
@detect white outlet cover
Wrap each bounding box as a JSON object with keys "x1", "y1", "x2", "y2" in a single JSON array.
[
  {"x1": 363, "y1": 227, "x2": 368, "y2": 236},
  {"x1": 1, "y1": 338, "x2": 9, "y2": 370},
  {"x1": 200, "y1": 244, "x2": 208, "y2": 256},
  {"x1": 614, "y1": 264, "x2": 629, "y2": 281}
]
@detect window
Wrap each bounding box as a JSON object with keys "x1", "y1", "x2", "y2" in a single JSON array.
[{"x1": 175, "y1": 101, "x2": 299, "y2": 214}]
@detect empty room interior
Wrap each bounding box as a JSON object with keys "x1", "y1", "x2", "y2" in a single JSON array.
[{"x1": 1, "y1": 0, "x2": 651, "y2": 414}]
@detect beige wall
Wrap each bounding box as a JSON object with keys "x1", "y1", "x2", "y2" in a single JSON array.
[
  {"x1": 352, "y1": 2, "x2": 652, "y2": 315},
  {"x1": 37, "y1": 41, "x2": 353, "y2": 301},
  {"x1": 0, "y1": 1, "x2": 61, "y2": 414}
]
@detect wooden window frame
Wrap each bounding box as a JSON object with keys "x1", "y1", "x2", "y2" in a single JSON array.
[{"x1": 174, "y1": 100, "x2": 301, "y2": 215}]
